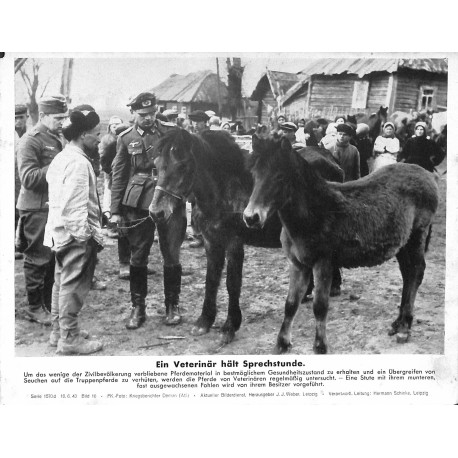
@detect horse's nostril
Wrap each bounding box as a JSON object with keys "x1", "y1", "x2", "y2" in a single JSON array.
[{"x1": 244, "y1": 213, "x2": 260, "y2": 228}]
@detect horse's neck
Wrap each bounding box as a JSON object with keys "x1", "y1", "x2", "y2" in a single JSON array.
[{"x1": 278, "y1": 162, "x2": 332, "y2": 236}]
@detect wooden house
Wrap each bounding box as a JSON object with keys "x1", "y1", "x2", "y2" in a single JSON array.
[
  {"x1": 250, "y1": 69, "x2": 300, "y2": 124},
  {"x1": 280, "y1": 58, "x2": 448, "y2": 121},
  {"x1": 151, "y1": 70, "x2": 229, "y2": 118}
]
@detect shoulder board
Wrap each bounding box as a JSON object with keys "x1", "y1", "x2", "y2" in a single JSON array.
[
  {"x1": 119, "y1": 126, "x2": 133, "y2": 137},
  {"x1": 30, "y1": 129, "x2": 41, "y2": 136}
]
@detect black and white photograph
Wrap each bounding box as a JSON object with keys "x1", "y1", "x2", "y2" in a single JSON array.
[
  {"x1": 1, "y1": 3, "x2": 458, "y2": 456},
  {"x1": 9, "y1": 55, "x2": 448, "y2": 357}
]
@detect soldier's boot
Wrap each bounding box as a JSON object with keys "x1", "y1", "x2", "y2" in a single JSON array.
[
  {"x1": 24, "y1": 289, "x2": 51, "y2": 325},
  {"x1": 164, "y1": 264, "x2": 182, "y2": 326},
  {"x1": 126, "y1": 265, "x2": 148, "y2": 330}
]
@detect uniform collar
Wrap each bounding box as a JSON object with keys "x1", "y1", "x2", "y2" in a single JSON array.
[
  {"x1": 136, "y1": 125, "x2": 155, "y2": 136},
  {"x1": 136, "y1": 120, "x2": 160, "y2": 137}
]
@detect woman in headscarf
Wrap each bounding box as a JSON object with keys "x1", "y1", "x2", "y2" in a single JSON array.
[
  {"x1": 397, "y1": 121, "x2": 445, "y2": 173},
  {"x1": 372, "y1": 121, "x2": 400, "y2": 172}
]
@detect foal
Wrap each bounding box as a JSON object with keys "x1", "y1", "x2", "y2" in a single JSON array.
[{"x1": 244, "y1": 135, "x2": 439, "y2": 354}]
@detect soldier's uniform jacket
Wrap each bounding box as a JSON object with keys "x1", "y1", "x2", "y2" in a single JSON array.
[
  {"x1": 111, "y1": 120, "x2": 175, "y2": 215},
  {"x1": 16, "y1": 122, "x2": 64, "y2": 211}
]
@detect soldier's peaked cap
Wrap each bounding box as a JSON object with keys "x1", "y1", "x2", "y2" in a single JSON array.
[
  {"x1": 127, "y1": 92, "x2": 157, "y2": 112},
  {"x1": 15, "y1": 104, "x2": 28, "y2": 116},
  {"x1": 188, "y1": 110, "x2": 209, "y2": 122}
]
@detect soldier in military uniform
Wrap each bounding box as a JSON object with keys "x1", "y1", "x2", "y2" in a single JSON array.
[
  {"x1": 16, "y1": 95, "x2": 68, "y2": 325},
  {"x1": 110, "y1": 92, "x2": 187, "y2": 329},
  {"x1": 15, "y1": 104, "x2": 29, "y2": 259}
]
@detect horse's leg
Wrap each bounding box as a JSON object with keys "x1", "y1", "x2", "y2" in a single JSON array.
[
  {"x1": 191, "y1": 240, "x2": 226, "y2": 335},
  {"x1": 220, "y1": 236, "x2": 244, "y2": 345},
  {"x1": 312, "y1": 257, "x2": 333, "y2": 354},
  {"x1": 392, "y1": 229, "x2": 428, "y2": 343},
  {"x1": 391, "y1": 247, "x2": 409, "y2": 336},
  {"x1": 158, "y1": 204, "x2": 187, "y2": 325},
  {"x1": 275, "y1": 262, "x2": 311, "y2": 354}
]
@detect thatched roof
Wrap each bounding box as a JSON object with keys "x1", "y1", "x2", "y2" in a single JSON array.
[
  {"x1": 298, "y1": 58, "x2": 448, "y2": 78},
  {"x1": 151, "y1": 70, "x2": 228, "y2": 103}
]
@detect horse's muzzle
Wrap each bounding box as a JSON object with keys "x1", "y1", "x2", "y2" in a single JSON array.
[{"x1": 243, "y1": 212, "x2": 261, "y2": 229}]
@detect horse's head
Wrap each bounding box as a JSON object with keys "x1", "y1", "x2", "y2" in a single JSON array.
[
  {"x1": 243, "y1": 134, "x2": 295, "y2": 228},
  {"x1": 149, "y1": 128, "x2": 196, "y2": 222}
]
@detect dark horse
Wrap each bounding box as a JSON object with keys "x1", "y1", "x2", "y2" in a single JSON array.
[
  {"x1": 243, "y1": 135, "x2": 439, "y2": 354},
  {"x1": 355, "y1": 105, "x2": 388, "y2": 143},
  {"x1": 149, "y1": 128, "x2": 343, "y2": 345}
]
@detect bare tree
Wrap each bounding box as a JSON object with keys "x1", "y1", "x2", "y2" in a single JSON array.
[{"x1": 19, "y1": 59, "x2": 51, "y2": 124}]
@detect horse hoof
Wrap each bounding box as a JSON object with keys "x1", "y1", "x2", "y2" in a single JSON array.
[
  {"x1": 396, "y1": 332, "x2": 410, "y2": 344},
  {"x1": 273, "y1": 343, "x2": 291, "y2": 355},
  {"x1": 313, "y1": 343, "x2": 328, "y2": 354},
  {"x1": 191, "y1": 326, "x2": 209, "y2": 336},
  {"x1": 220, "y1": 331, "x2": 235, "y2": 346}
]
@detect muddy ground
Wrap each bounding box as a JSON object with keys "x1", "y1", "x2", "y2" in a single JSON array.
[{"x1": 15, "y1": 169, "x2": 446, "y2": 357}]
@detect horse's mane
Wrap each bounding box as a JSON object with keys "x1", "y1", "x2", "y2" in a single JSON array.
[
  {"x1": 158, "y1": 128, "x2": 248, "y2": 183},
  {"x1": 250, "y1": 134, "x2": 342, "y2": 216}
]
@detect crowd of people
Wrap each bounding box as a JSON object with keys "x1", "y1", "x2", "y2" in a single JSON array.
[
  {"x1": 14, "y1": 94, "x2": 447, "y2": 356},
  {"x1": 268, "y1": 112, "x2": 446, "y2": 182}
]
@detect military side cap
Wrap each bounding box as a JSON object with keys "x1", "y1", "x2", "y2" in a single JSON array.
[
  {"x1": 15, "y1": 104, "x2": 28, "y2": 116},
  {"x1": 188, "y1": 110, "x2": 209, "y2": 122},
  {"x1": 280, "y1": 121, "x2": 297, "y2": 132},
  {"x1": 127, "y1": 92, "x2": 157, "y2": 113},
  {"x1": 336, "y1": 123, "x2": 355, "y2": 136},
  {"x1": 38, "y1": 94, "x2": 68, "y2": 115}
]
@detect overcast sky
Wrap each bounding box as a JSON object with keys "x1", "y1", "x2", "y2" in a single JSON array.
[{"x1": 14, "y1": 54, "x2": 314, "y2": 115}]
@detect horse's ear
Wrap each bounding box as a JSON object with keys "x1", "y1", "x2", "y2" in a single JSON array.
[{"x1": 280, "y1": 137, "x2": 292, "y2": 154}]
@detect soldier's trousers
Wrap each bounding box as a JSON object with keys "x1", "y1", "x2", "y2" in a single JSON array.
[
  {"x1": 124, "y1": 208, "x2": 156, "y2": 267},
  {"x1": 19, "y1": 210, "x2": 55, "y2": 308},
  {"x1": 123, "y1": 205, "x2": 186, "y2": 267},
  {"x1": 51, "y1": 238, "x2": 98, "y2": 338}
]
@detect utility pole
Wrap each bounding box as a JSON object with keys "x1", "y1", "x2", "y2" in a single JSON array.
[
  {"x1": 216, "y1": 57, "x2": 222, "y2": 116},
  {"x1": 60, "y1": 58, "x2": 74, "y2": 103}
]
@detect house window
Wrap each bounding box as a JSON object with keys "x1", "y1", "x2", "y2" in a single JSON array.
[
  {"x1": 352, "y1": 80, "x2": 369, "y2": 109},
  {"x1": 419, "y1": 86, "x2": 435, "y2": 110}
]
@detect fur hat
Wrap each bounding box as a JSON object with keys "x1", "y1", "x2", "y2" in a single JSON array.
[
  {"x1": 415, "y1": 121, "x2": 427, "y2": 130},
  {"x1": 62, "y1": 108, "x2": 100, "y2": 141}
]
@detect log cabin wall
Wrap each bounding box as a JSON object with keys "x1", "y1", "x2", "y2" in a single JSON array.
[{"x1": 394, "y1": 69, "x2": 448, "y2": 112}]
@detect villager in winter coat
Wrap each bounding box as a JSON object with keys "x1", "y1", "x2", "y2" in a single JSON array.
[{"x1": 397, "y1": 122, "x2": 445, "y2": 173}]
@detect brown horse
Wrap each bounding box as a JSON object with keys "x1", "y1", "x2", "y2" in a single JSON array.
[
  {"x1": 243, "y1": 135, "x2": 439, "y2": 354},
  {"x1": 149, "y1": 128, "x2": 342, "y2": 347}
]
